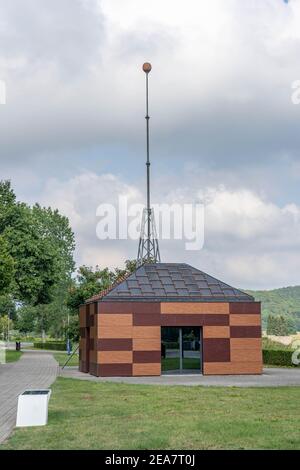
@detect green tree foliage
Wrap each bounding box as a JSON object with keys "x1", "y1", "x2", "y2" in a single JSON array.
[
  {"x1": 266, "y1": 314, "x2": 291, "y2": 336},
  {"x1": 67, "y1": 266, "x2": 114, "y2": 313},
  {"x1": 0, "y1": 180, "x2": 16, "y2": 232},
  {"x1": 0, "y1": 236, "x2": 15, "y2": 295},
  {"x1": 67, "y1": 315, "x2": 80, "y2": 342},
  {"x1": 15, "y1": 304, "x2": 37, "y2": 334},
  {"x1": 247, "y1": 286, "x2": 300, "y2": 332},
  {"x1": 0, "y1": 294, "x2": 17, "y2": 321},
  {"x1": 67, "y1": 260, "x2": 137, "y2": 313},
  {"x1": 0, "y1": 180, "x2": 75, "y2": 305},
  {"x1": 0, "y1": 315, "x2": 13, "y2": 340},
  {"x1": 114, "y1": 259, "x2": 137, "y2": 280},
  {"x1": 17, "y1": 281, "x2": 73, "y2": 338},
  {"x1": 65, "y1": 260, "x2": 137, "y2": 342}
]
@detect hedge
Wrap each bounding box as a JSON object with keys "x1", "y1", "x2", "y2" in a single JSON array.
[
  {"x1": 263, "y1": 348, "x2": 295, "y2": 367},
  {"x1": 34, "y1": 341, "x2": 66, "y2": 351}
]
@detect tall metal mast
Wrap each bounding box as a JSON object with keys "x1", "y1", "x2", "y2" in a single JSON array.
[{"x1": 137, "y1": 62, "x2": 161, "y2": 267}]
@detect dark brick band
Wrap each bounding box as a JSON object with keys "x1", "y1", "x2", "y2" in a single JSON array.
[
  {"x1": 88, "y1": 314, "x2": 95, "y2": 327},
  {"x1": 230, "y1": 326, "x2": 262, "y2": 338},
  {"x1": 230, "y1": 302, "x2": 261, "y2": 315},
  {"x1": 98, "y1": 302, "x2": 133, "y2": 313},
  {"x1": 133, "y1": 351, "x2": 161, "y2": 363},
  {"x1": 98, "y1": 363, "x2": 133, "y2": 377},
  {"x1": 79, "y1": 361, "x2": 88, "y2": 373},
  {"x1": 80, "y1": 327, "x2": 86, "y2": 338},
  {"x1": 161, "y1": 314, "x2": 229, "y2": 326},
  {"x1": 96, "y1": 339, "x2": 133, "y2": 351},
  {"x1": 133, "y1": 313, "x2": 161, "y2": 326},
  {"x1": 203, "y1": 338, "x2": 230, "y2": 362},
  {"x1": 131, "y1": 303, "x2": 161, "y2": 314},
  {"x1": 89, "y1": 363, "x2": 97, "y2": 375}
]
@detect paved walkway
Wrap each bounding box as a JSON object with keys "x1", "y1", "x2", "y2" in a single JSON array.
[
  {"x1": 60, "y1": 366, "x2": 300, "y2": 387},
  {"x1": 0, "y1": 351, "x2": 58, "y2": 444}
]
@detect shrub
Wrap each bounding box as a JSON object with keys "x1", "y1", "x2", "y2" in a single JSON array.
[
  {"x1": 266, "y1": 314, "x2": 296, "y2": 335},
  {"x1": 262, "y1": 337, "x2": 292, "y2": 350},
  {"x1": 263, "y1": 348, "x2": 296, "y2": 367},
  {"x1": 34, "y1": 341, "x2": 66, "y2": 351}
]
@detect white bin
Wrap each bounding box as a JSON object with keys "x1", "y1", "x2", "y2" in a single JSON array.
[{"x1": 16, "y1": 389, "x2": 52, "y2": 427}]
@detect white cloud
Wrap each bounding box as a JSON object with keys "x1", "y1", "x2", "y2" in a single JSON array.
[
  {"x1": 205, "y1": 187, "x2": 300, "y2": 243},
  {"x1": 1, "y1": 0, "x2": 300, "y2": 163},
  {"x1": 1, "y1": 0, "x2": 300, "y2": 289},
  {"x1": 40, "y1": 171, "x2": 142, "y2": 268},
  {"x1": 38, "y1": 169, "x2": 300, "y2": 289}
]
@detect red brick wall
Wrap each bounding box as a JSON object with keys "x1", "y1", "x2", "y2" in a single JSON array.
[{"x1": 79, "y1": 300, "x2": 262, "y2": 376}]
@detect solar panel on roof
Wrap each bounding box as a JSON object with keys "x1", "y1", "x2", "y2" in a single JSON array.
[
  {"x1": 174, "y1": 281, "x2": 185, "y2": 289},
  {"x1": 148, "y1": 273, "x2": 160, "y2": 281},
  {"x1": 177, "y1": 289, "x2": 189, "y2": 295},
  {"x1": 99, "y1": 263, "x2": 254, "y2": 302},
  {"x1": 165, "y1": 285, "x2": 177, "y2": 292},
  {"x1": 152, "y1": 281, "x2": 163, "y2": 288},
  {"x1": 170, "y1": 274, "x2": 182, "y2": 281},
  {"x1": 199, "y1": 289, "x2": 213, "y2": 296},
  {"x1": 131, "y1": 289, "x2": 142, "y2": 295},
  {"x1": 140, "y1": 285, "x2": 153, "y2": 293},
  {"x1": 127, "y1": 281, "x2": 139, "y2": 288},
  {"x1": 153, "y1": 289, "x2": 165, "y2": 296}
]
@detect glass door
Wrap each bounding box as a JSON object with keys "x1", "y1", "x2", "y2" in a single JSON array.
[
  {"x1": 161, "y1": 327, "x2": 202, "y2": 374},
  {"x1": 161, "y1": 327, "x2": 180, "y2": 372},
  {"x1": 182, "y1": 327, "x2": 202, "y2": 372}
]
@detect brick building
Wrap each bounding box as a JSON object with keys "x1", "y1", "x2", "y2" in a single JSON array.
[{"x1": 79, "y1": 263, "x2": 262, "y2": 376}]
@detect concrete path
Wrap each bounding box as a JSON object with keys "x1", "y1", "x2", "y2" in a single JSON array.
[
  {"x1": 0, "y1": 351, "x2": 58, "y2": 444},
  {"x1": 60, "y1": 366, "x2": 300, "y2": 387}
]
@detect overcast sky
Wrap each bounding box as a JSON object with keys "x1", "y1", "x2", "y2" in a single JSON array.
[{"x1": 1, "y1": 0, "x2": 300, "y2": 290}]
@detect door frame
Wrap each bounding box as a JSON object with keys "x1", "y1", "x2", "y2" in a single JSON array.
[{"x1": 161, "y1": 326, "x2": 203, "y2": 374}]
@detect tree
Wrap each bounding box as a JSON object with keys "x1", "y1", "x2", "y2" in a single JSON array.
[
  {"x1": 267, "y1": 315, "x2": 274, "y2": 335},
  {"x1": 67, "y1": 266, "x2": 115, "y2": 313},
  {"x1": 0, "y1": 180, "x2": 75, "y2": 305},
  {"x1": 0, "y1": 236, "x2": 15, "y2": 295},
  {"x1": 0, "y1": 315, "x2": 13, "y2": 340},
  {"x1": 66, "y1": 260, "x2": 137, "y2": 342},
  {"x1": 16, "y1": 305, "x2": 37, "y2": 334},
  {"x1": 0, "y1": 294, "x2": 16, "y2": 321},
  {"x1": 67, "y1": 315, "x2": 80, "y2": 342},
  {"x1": 267, "y1": 314, "x2": 290, "y2": 336},
  {"x1": 32, "y1": 204, "x2": 75, "y2": 282},
  {"x1": 67, "y1": 260, "x2": 137, "y2": 313},
  {"x1": 114, "y1": 259, "x2": 137, "y2": 281},
  {"x1": 0, "y1": 180, "x2": 16, "y2": 233},
  {"x1": 285, "y1": 315, "x2": 297, "y2": 334}
]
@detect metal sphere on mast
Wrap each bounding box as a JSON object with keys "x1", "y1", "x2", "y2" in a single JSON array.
[
  {"x1": 142, "y1": 62, "x2": 152, "y2": 74},
  {"x1": 137, "y1": 62, "x2": 161, "y2": 267}
]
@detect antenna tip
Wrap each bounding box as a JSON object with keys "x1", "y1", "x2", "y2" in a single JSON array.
[{"x1": 142, "y1": 62, "x2": 152, "y2": 74}]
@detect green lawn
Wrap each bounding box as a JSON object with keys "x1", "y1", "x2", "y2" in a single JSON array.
[
  {"x1": 52, "y1": 353, "x2": 79, "y2": 367},
  {"x1": 5, "y1": 350, "x2": 22, "y2": 363},
  {"x1": 2, "y1": 378, "x2": 300, "y2": 450}
]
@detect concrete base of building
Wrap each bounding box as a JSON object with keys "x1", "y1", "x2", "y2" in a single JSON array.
[{"x1": 61, "y1": 366, "x2": 300, "y2": 387}]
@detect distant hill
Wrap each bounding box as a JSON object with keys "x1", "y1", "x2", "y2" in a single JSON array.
[{"x1": 245, "y1": 286, "x2": 300, "y2": 331}]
